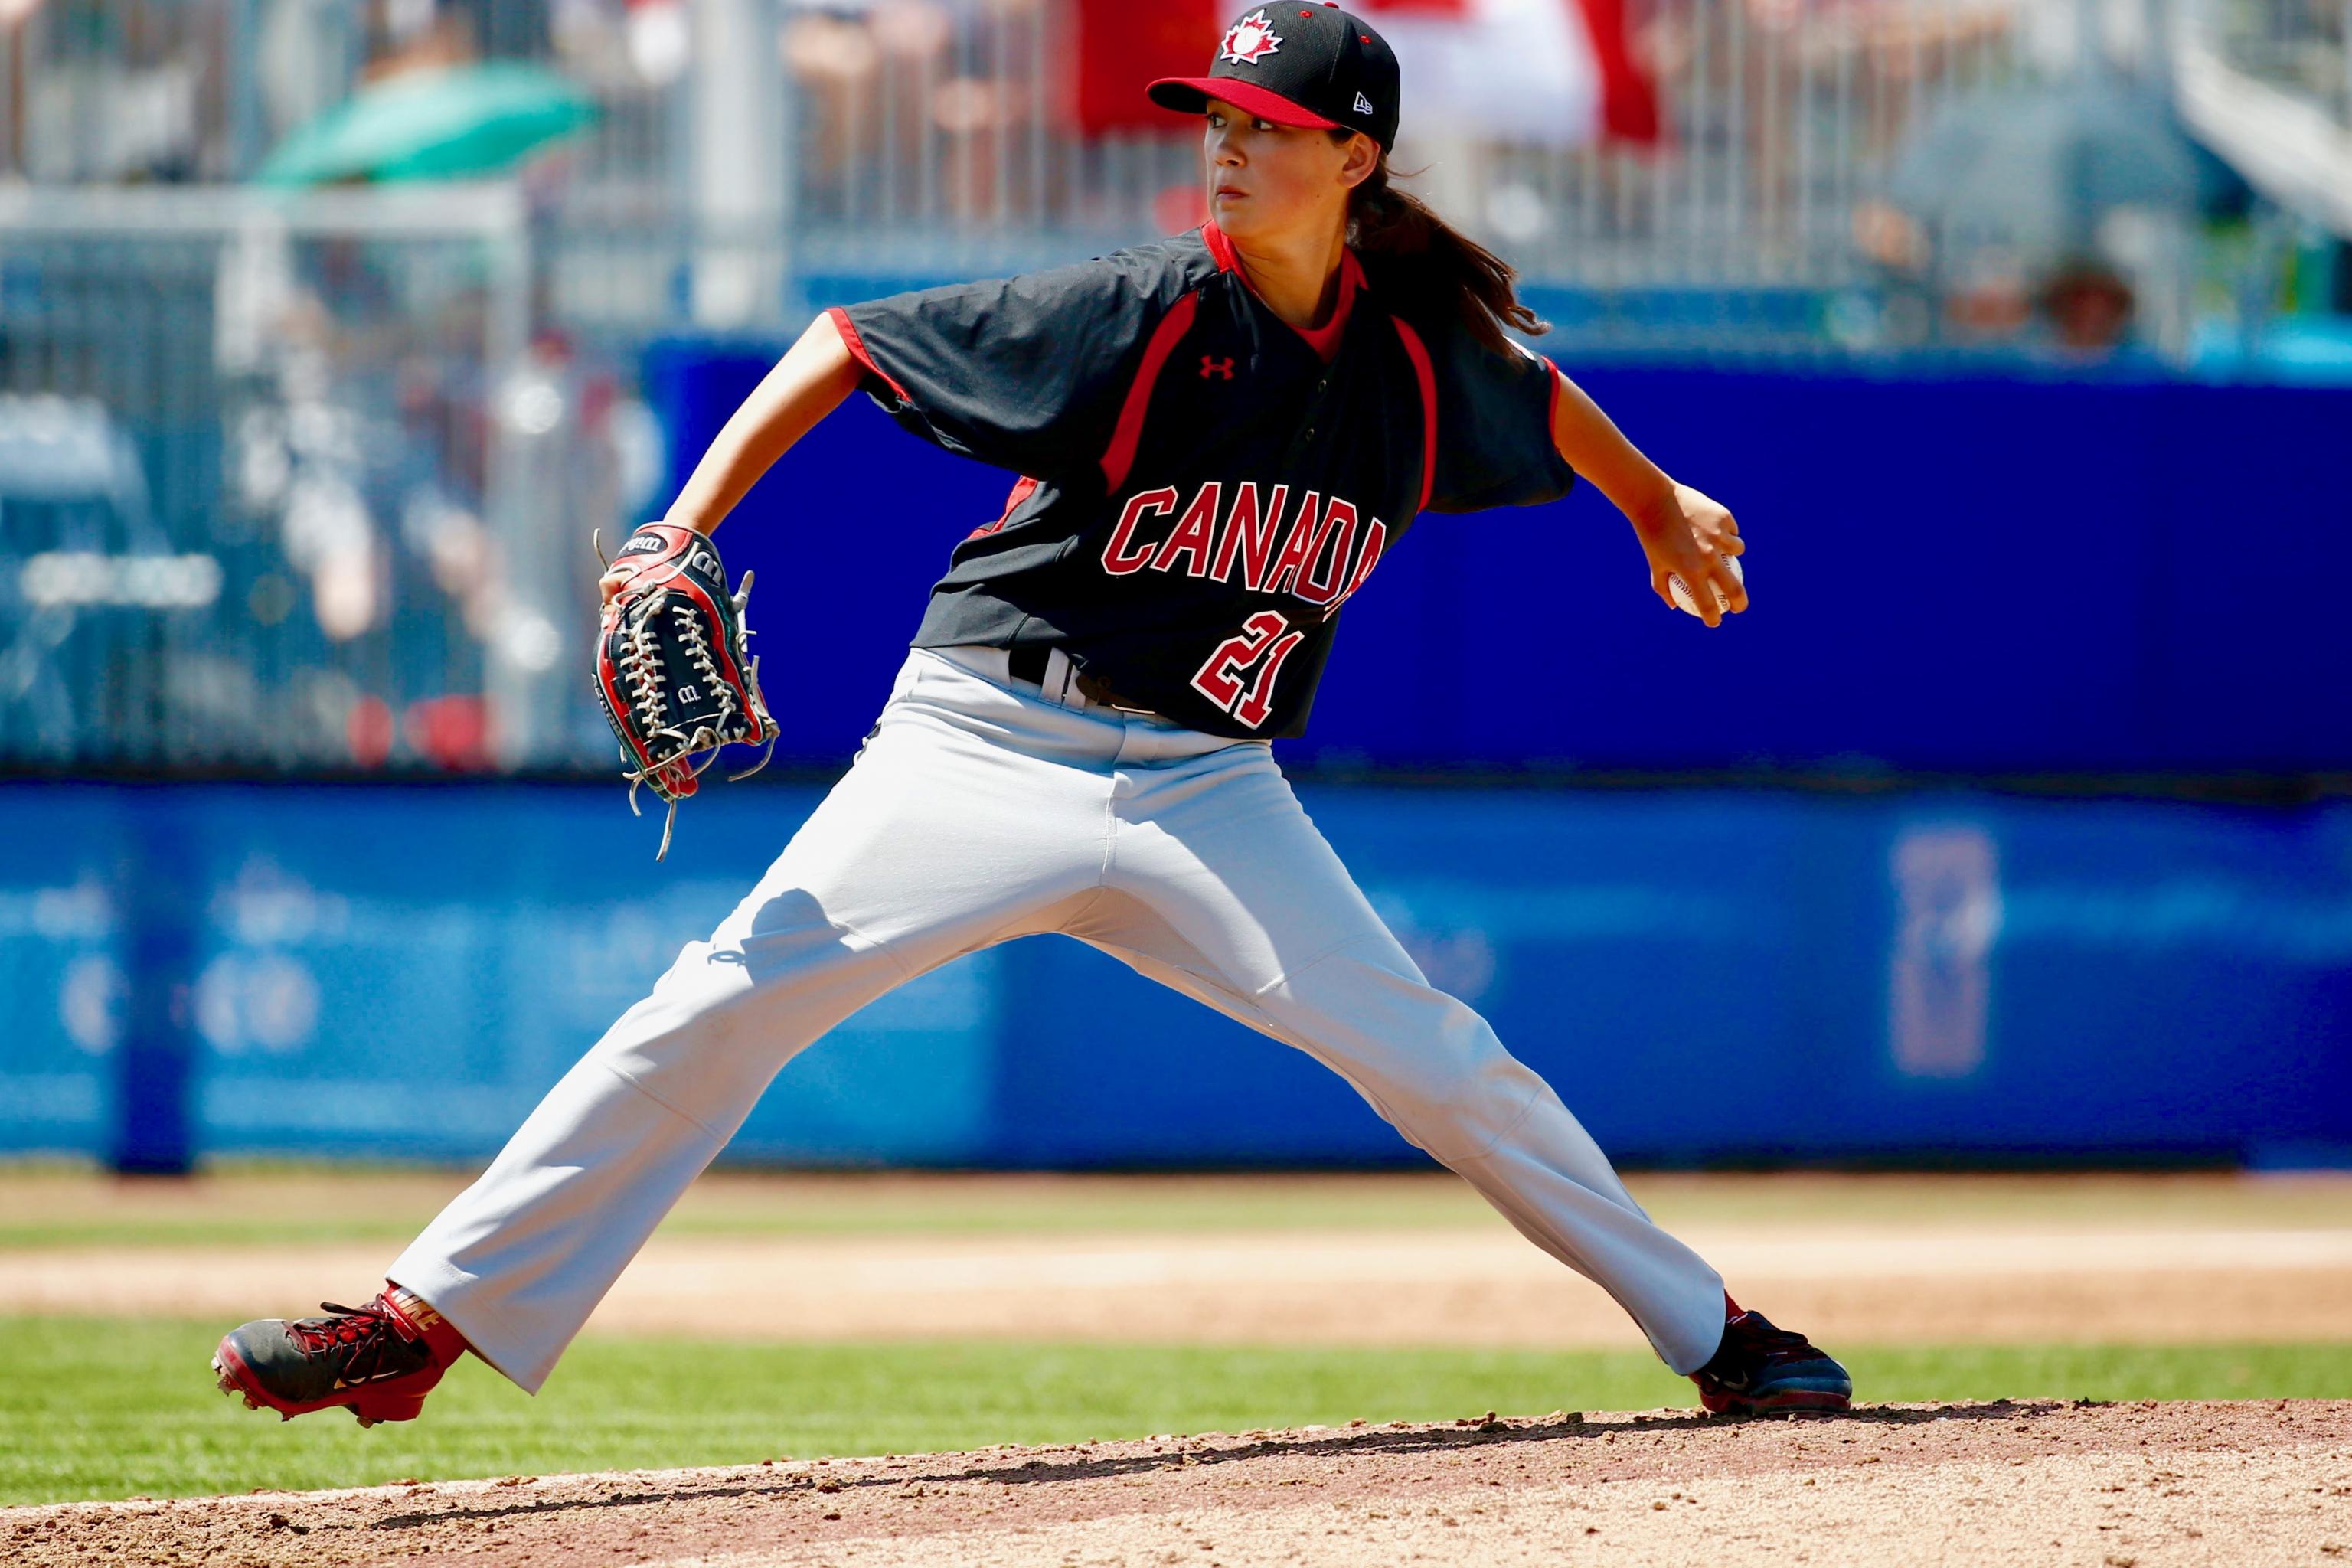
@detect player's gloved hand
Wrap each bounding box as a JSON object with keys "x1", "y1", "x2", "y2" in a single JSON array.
[
  {"x1": 591, "y1": 522, "x2": 779, "y2": 860},
  {"x1": 1633, "y1": 481, "x2": 1747, "y2": 629}
]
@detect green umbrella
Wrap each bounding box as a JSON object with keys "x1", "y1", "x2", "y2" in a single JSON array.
[{"x1": 257, "y1": 61, "x2": 598, "y2": 186}]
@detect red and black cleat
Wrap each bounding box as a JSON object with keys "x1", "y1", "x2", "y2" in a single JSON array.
[
  {"x1": 212, "y1": 1291, "x2": 454, "y2": 1428},
  {"x1": 1690, "y1": 1295, "x2": 1853, "y2": 1416}
]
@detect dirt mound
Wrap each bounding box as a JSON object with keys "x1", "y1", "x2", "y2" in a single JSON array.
[{"x1": 11, "y1": 1400, "x2": 2349, "y2": 1566}]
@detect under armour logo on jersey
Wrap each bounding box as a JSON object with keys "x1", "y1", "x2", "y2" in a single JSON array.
[
  {"x1": 1200, "y1": 355, "x2": 1236, "y2": 381},
  {"x1": 1354, "y1": 90, "x2": 1374, "y2": 116}
]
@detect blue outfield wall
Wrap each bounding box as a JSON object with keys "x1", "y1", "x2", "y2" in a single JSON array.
[
  {"x1": 2, "y1": 780, "x2": 2346, "y2": 1168},
  {"x1": 645, "y1": 348, "x2": 2352, "y2": 774}
]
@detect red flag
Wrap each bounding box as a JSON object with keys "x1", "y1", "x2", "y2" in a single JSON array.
[
  {"x1": 1073, "y1": 1, "x2": 1217, "y2": 134},
  {"x1": 1368, "y1": 0, "x2": 1660, "y2": 147},
  {"x1": 1567, "y1": 0, "x2": 1661, "y2": 143},
  {"x1": 1370, "y1": 0, "x2": 1657, "y2": 143}
]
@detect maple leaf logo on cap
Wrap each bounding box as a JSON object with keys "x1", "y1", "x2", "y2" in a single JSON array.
[{"x1": 1219, "y1": 9, "x2": 1284, "y2": 66}]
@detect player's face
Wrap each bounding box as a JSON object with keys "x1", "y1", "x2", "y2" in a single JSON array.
[{"x1": 1202, "y1": 98, "x2": 1372, "y2": 246}]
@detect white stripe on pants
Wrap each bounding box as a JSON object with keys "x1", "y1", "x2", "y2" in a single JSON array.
[{"x1": 389, "y1": 645, "x2": 1730, "y2": 1391}]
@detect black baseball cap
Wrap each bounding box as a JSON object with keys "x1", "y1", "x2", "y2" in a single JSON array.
[{"x1": 1148, "y1": 3, "x2": 1402, "y2": 155}]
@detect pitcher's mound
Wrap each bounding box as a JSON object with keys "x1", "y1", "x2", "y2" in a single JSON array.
[{"x1": 10, "y1": 1399, "x2": 2349, "y2": 1566}]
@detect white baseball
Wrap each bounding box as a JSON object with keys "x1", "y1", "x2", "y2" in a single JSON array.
[{"x1": 1668, "y1": 551, "x2": 1745, "y2": 618}]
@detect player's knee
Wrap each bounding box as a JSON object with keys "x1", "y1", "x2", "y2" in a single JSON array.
[
  {"x1": 1272, "y1": 965, "x2": 1542, "y2": 1163},
  {"x1": 1389, "y1": 1009, "x2": 1547, "y2": 1158}
]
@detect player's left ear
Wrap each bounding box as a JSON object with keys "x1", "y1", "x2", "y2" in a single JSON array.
[{"x1": 1334, "y1": 131, "x2": 1379, "y2": 192}]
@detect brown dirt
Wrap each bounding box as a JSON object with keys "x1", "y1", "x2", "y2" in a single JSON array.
[
  {"x1": 8, "y1": 1224, "x2": 2348, "y2": 1351},
  {"x1": 11, "y1": 1400, "x2": 2349, "y2": 1567}
]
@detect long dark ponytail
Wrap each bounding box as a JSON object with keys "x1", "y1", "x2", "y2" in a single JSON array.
[{"x1": 1335, "y1": 138, "x2": 1548, "y2": 356}]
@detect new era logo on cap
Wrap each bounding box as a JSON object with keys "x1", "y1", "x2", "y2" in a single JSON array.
[{"x1": 1354, "y1": 90, "x2": 1374, "y2": 114}]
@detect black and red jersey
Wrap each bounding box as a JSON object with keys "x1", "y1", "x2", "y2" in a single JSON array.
[{"x1": 827, "y1": 217, "x2": 1575, "y2": 740}]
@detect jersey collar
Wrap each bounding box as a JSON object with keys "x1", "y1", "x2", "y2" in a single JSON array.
[{"x1": 1201, "y1": 218, "x2": 1364, "y2": 364}]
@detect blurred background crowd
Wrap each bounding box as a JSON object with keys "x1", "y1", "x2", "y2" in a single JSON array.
[{"x1": 2, "y1": 0, "x2": 2347, "y2": 775}]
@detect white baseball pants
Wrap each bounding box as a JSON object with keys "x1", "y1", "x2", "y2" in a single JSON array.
[{"x1": 389, "y1": 644, "x2": 1730, "y2": 1393}]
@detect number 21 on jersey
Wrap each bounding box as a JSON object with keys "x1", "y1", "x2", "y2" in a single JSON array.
[{"x1": 1191, "y1": 610, "x2": 1305, "y2": 730}]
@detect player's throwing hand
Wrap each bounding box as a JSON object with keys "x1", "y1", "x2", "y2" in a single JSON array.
[{"x1": 1635, "y1": 481, "x2": 1748, "y2": 629}]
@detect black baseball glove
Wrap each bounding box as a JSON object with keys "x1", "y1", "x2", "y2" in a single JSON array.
[{"x1": 593, "y1": 522, "x2": 778, "y2": 858}]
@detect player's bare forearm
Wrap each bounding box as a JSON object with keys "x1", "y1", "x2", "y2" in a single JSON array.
[
  {"x1": 662, "y1": 312, "x2": 863, "y2": 538},
  {"x1": 1547, "y1": 366, "x2": 1748, "y2": 626},
  {"x1": 1547, "y1": 366, "x2": 1675, "y2": 525}
]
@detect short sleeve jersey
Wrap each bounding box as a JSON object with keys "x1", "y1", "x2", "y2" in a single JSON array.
[{"x1": 827, "y1": 219, "x2": 1575, "y2": 740}]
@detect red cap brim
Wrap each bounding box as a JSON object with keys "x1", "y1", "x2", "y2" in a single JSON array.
[{"x1": 1145, "y1": 76, "x2": 1342, "y2": 131}]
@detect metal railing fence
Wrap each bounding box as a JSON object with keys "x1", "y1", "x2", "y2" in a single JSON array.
[
  {"x1": 0, "y1": 185, "x2": 621, "y2": 773},
  {"x1": 0, "y1": 1, "x2": 2218, "y2": 318}
]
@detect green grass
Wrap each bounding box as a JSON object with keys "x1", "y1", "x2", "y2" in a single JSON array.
[{"x1": 0, "y1": 1318, "x2": 2344, "y2": 1508}]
